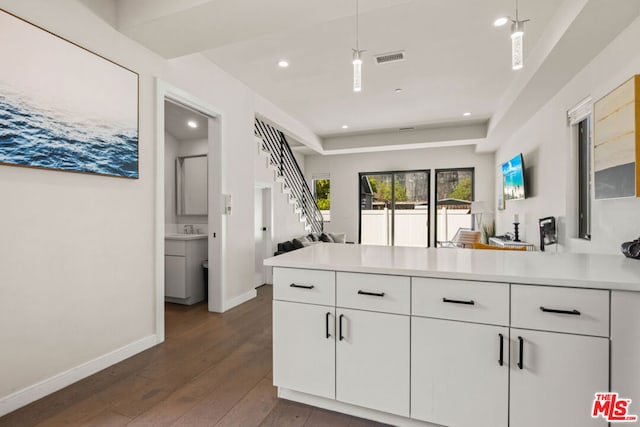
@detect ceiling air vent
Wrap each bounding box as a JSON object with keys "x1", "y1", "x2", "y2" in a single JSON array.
[
  {"x1": 399, "y1": 126, "x2": 415, "y2": 132},
  {"x1": 374, "y1": 51, "x2": 406, "y2": 65}
]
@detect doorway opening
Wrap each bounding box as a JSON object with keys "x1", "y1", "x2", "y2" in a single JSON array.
[
  {"x1": 254, "y1": 186, "x2": 273, "y2": 288},
  {"x1": 155, "y1": 80, "x2": 224, "y2": 343}
]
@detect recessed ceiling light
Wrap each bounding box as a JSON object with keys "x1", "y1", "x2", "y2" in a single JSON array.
[
  {"x1": 494, "y1": 16, "x2": 509, "y2": 27},
  {"x1": 342, "y1": 125, "x2": 349, "y2": 129},
  {"x1": 394, "y1": 88, "x2": 403, "y2": 93},
  {"x1": 187, "y1": 120, "x2": 198, "y2": 128},
  {"x1": 463, "y1": 112, "x2": 472, "y2": 117},
  {"x1": 277, "y1": 60, "x2": 289, "y2": 68}
]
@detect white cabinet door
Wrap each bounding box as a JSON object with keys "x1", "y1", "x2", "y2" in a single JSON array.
[
  {"x1": 336, "y1": 308, "x2": 410, "y2": 417},
  {"x1": 273, "y1": 301, "x2": 335, "y2": 400},
  {"x1": 165, "y1": 255, "x2": 186, "y2": 298},
  {"x1": 510, "y1": 328, "x2": 609, "y2": 427},
  {"x1": 411, "y1": 317, "x2": 508, "y2": 427}
]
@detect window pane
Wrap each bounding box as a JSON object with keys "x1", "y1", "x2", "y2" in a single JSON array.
[
  {"x1": 360, "y1": 174, "x2": 393, "y2": 245},
  {"x1": 393, "y1": 171, "x2": 429, "y2": 247},
  {"x1": 578, "y1": 118, "x2": 591, "y2": 239},
  {"x1": 314, "y1": 179, "x2": 331, "y2": 222},
  {"x1": 435, "y1": 169, "x2": 474, "y2": 245}
]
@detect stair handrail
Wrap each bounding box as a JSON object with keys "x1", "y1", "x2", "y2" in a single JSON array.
[{"x1": 254, "y1": 118, "x2": 324, "y2": 233}]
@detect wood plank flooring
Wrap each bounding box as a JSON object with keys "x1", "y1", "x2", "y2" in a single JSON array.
[{"x1": 0, "y1": 286, "x2": 388, "y2": 427}]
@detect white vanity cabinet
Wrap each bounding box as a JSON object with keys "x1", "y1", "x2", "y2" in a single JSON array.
[{"x1": 164, "y1": 236, "x2": 207, "y2": 305}]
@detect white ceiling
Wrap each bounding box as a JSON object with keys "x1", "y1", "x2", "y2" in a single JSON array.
[
  {"x1": 164, "y1": 100, "x2": 208, "y2": 140},
  {"x1": 203, "y1": 0, "x2": 558, "y2": 137},
  {"x1": 84, "y1": 0, "x2": 640, "y2": 154}
]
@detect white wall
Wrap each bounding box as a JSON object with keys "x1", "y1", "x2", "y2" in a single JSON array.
[
  {"x1": 164, "y1": 131, "x2": 179, "y2": 226},
  {"x1": 0, "y1": 0, "x2": 318, "y2": 413},
  {"x1": 0, "y1": 0, "x2": 165, "y2": 408},
  {"x1": 255, "y1": 140, "x2": 307, "y2": 248},
  {"x1": 304, "y1": 145, "x2": 495, "y2": 245},
  {"x1": 494, "y1": 14, "x2": 640, "y2": 254}
]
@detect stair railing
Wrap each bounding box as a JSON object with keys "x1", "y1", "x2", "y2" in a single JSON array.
[{"x1": 254, "y1": 118, "x2": 324, "y2": 233}]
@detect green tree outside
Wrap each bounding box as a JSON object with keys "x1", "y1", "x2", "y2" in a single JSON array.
[
  {"x1": 315, "y1": 179, "x2": 330, "y2": 210},
  {"x1": 448, "y1": 176, "x2": 472, "y2": 201}
]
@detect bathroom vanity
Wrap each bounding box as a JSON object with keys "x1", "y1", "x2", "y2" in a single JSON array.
[
  {"x1": 265, "y1": 243, "x2": 640, "y2": 427},
  {"x1": 165, "y1": 233, "x2": 207, "y2": 305}
]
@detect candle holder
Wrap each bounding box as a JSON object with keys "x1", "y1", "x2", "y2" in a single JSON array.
[{"x1": 513, "y1": 222, "x2": 521, "y2": 242}]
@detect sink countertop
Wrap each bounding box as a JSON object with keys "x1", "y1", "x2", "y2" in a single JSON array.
[
  {"x1": 165, "y1": 233, "x2": 208, "y2": 241},
  {"x1": 264, "y1": 243, "x2": 640, "y2": 292}
]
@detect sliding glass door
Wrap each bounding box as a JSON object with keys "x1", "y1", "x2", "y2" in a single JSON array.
[
  {"x1": 359, "y1": 170, "x2": 430, "y2": 247},
  {"x1": 435, "y1": 168, "x2": 474, "y2": 246}
]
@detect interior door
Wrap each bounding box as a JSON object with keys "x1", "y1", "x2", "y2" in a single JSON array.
[{"x1": 254, "y1": 188, "x2": 264, "y2": 287}]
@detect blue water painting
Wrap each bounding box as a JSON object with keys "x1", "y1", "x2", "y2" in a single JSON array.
[
  {"x1": 502, "y1": 154, "x2": 525, "y2": 200},
  {"x1": 0, "y1": 92, "x2": 138, "y2": 178}
]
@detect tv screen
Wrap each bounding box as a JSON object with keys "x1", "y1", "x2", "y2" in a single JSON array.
[{"x1": 502, "y1": 154, "x2": 526, "y2": 201}]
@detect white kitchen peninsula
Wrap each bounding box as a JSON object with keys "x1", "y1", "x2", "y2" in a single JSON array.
[{"x1": 265, "y1": 243, "x2": 640, "y2": 427}]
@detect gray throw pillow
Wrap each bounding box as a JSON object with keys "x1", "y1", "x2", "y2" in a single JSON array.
[{"x1": 328, "y1": 232, "x2": 346, "y2": 243}]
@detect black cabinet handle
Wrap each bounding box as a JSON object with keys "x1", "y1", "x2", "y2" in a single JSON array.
[
  {"x1": 540, "y1": 306, "x2": 580, "y2": 316},
  {"x1": 339, "y1": 314, "x2": 345, "y2": 341},
  {"x1": 290, "y1": 283, "x2": 314, "y2": 289},
  {"x1": 358, "y1": 290, "x2": 385, "y2": 297},
  {"x1": 498, "y1": 333, "x2": 504, "y2": 366},
  {"x1": 325, "y1": 312, "x2": 331, "y2": 339},
  {"x1": 442, "y1": 297, "x2": 475, "y2": 305},
  {"x1": 517, "y1": 336, "x2": 524, "y2": 370}
]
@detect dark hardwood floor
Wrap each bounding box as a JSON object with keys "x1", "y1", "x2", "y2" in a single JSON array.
[{"x1": 0, "y1": 285, "x2": 387, "y2": 427}]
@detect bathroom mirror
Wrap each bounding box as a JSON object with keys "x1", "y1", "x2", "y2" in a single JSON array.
[{"x1": 176, "y1": 155, "x2": 208, "y2": 216}]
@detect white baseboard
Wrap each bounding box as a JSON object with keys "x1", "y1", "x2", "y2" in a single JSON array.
[
  {"x1": 222, "y1": 289, "x2": 257, "y2": 312},
  {"x1": 0, "y1": 334, "x2": 158, "y2": 417}
]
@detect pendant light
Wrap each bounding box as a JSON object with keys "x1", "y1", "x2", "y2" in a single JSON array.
[
  {"x1": 352, "y1": 0, "x2": 364, "y2": 92},
  {"x1": 495, "y1": 0, "x2": 529, "y2": 70},
  {"x1": 510, "y1": 0, "x2": 529, "y2": 70}
]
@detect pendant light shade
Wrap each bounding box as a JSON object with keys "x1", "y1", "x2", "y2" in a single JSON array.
[
  {"x1": 353, "y1": 50, "x2": 363, "y2": 92},
  {"x1": 511, "y1": 21, "x2": 524, "y2": 70},
  {"x1": 352, "y1": 0, "x2": 364, "y2": 92},
  {"x1": 497, "y1": 0, "x2": 529, "y2": 71}
]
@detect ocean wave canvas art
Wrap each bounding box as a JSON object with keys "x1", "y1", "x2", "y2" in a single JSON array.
[{"x1": 0, "y1": 10, "x2": 138, "y2": 179}]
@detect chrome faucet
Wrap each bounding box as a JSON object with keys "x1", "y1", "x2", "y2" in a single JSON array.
[{"x1": 183, "y1": 224, "x2": 194, "y2": 235}]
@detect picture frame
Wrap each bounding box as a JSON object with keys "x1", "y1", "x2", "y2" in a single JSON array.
[{"x1": 0, "y1": 9, "x2": 139, "y2": 179}]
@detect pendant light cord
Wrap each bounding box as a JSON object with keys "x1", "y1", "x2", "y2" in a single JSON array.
[{"x1": 355, "y1": 0, "x2": 359, "y2": 51}]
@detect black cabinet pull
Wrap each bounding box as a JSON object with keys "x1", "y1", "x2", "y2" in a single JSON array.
[
  {"x1": 339, "y1": 314, "x2": 345, "y2": 341},
  {"x1": 442, "y1": 297, "x2": 475, "y2": 305},
  {"x1": 290, "y1": 283, "x2": 314, "y2": 289},
  {"x1": 517, "y1": 336, "x2": 524, "y2": 370},
  {"x1": 325, "y1": 312, "x2": 331, "y2": 339},
  {"x1": 358, "y1": 290, "x2": 385, "y2": 297},
  {"x1": 540, "y1": 306, "x2": 581, "y2": 316},
  {"x1": 498, "y1": 333, "x2": 504, "y2": 366}
]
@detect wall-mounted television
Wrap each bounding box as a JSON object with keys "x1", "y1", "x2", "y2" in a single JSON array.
[{"x1": 502, "y1": 153, "x2": 526, "y2": 201}]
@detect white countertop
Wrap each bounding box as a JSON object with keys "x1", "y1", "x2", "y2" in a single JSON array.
[
  {"x1": 165, "y1": 233, "x2": 208, "y2": 241},
  {"x1": 264, "y1": 243, "x2": 640, "y2": 291}
]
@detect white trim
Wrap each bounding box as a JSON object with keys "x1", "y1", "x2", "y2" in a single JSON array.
[
  {"x1": 155, "y1": 78, "x2": 225, "y2": 338},
  {"x1": 222, "y1": 289, "x2": 257, "y2": 312},
  {"x1": 278, "y1": 388, "x2": 438, "y2": 427},
  {"x1": 567, "y1": 96, "x2": 592, "y2": 126},
  {"x1": 0, "y1": 335, "x2": 158, "y2": 417}
]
